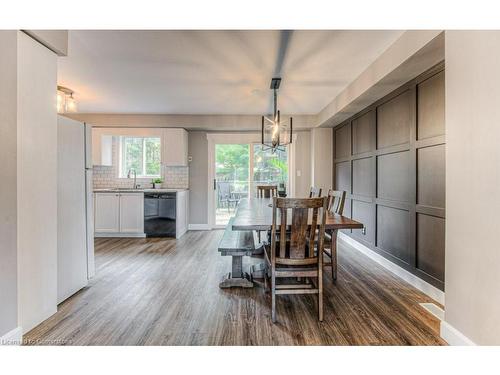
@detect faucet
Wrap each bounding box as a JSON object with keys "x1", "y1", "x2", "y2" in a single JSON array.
[{"x1": 127, "y1": 169, "x2": 138, "y2": 189}]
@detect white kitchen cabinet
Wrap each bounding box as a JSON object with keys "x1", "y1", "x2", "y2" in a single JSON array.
[
  {"x1": 92, "y1": 129, "x2": 113, "y2": 166},
  {"x1": 94, "y1": 192, "x2": 144, "y2": 236},
  {"x1": 175, "y1": 190, "x2": 188, "y2": 238},
  {"x1": 119, "y1": 193, "x2": 144, "y2": 233},
  {"x1": 162, "y1": 128, "x2": 188, "y2": 166},
  {"x1": 94, "y1": 193, "x2": 120, "y2": 233}
]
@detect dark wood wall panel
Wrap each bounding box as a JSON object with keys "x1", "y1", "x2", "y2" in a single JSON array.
[
  {"x1": 377, "y1": 206, "x2": 410, "y2": 264},
  {"x1": 417, "y1": 70, "x2": 445, "y2": 140},
  {"x1": 377, "y1": 151, "x2": 411, "y2": 202},
  {"x1": 335, "y1": 124, "x2": 351, "y2": 158},
  {"x1": 332, "y1": 63, "x2": 446, "y2": 291},
  {"x1": 417, "y1": 214, "x2": 445, "y2": 281},
  {"x1": 377, "y1": 91, "x2": 411, "y2": 149},
  {"x1": 352, "y1": 157, "x2": 374, "y2": 197},
  {"x1": 335, "y1": 161, "x2": 351, "y2": 193},
  {"x1": 352, "y1": 111, "x2": 375, "y2": 155},
  {"x1": 417, "y1": 144, "x2": 446, "y2": 208},
  {"x1": 352, "y1": 200, "x2": 375, "y2": 244}
]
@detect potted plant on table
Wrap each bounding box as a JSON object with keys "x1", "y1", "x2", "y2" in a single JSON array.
[{"x1": 151, "y1": 178, "x2": 164, "y2": 189}]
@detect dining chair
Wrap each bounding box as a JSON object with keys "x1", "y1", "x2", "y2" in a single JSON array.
[
  {"x1": 256, "y1": 185, "x2": 278, "y2": 198},
  {"x1": 309, "y1": 186, "x2": 322, "y2": 198},
  {"x1": 264, "y1": 196, "x2": 328, "y2": 322},
  {"x1": 323, "y1": 189, "x2": 346, "y2": 281}
]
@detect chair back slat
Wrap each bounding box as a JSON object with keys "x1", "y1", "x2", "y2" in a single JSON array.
[
  {"x1": 309, "y1": 186, "x2": 322, "y2": 198},
  {"x1": 279, "y1": 206, "x2": 287, "y2": 258},
  {"x1": 257, "y1": 185, "x2": 278, "y2": 198},
  {"x1": 272, "y1": 197, "x2": 328, "y2": 263},
  {"x1": 327, "y1": 189, "x2": 346, "y2": 215}
]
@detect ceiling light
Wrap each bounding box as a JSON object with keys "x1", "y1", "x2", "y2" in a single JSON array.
[
  {"x1": 261, "y1": 78, "x2": 292, "y2": 153},
  {"x1": 57, "y1": 86, "x2": 77, "y2": 113}
]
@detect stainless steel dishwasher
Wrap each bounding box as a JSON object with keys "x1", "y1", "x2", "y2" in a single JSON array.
[{"x1": 144, "y1": 192, "x2": 176, "y2": 237}]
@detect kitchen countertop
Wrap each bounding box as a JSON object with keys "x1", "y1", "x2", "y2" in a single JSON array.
[{"x1": 94, "y1": 188, "x2": 188, "y2": 193}]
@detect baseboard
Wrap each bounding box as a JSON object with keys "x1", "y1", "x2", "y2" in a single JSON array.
[
  {"x1": 94, "y1": 232, "x2": 146, "y2": 238},
  {"x1": 0, "y1": 326, "x2": 22, "y2": 345},
  {"x1": 440, "y1": 321, "x2": 476, "y2": 346},
  {"x1": 188, "y1": 224, "x2": 211, "y2": 230},
  {"x1": 338, "y1": 232, "x2": 445, "y2": 305}
]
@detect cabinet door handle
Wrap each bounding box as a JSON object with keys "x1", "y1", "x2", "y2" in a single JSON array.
[{"x1": 214, "y1": 179, "x2": 216, "y2": 190}]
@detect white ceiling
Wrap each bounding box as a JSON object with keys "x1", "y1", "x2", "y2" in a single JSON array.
[{"x1": 58, "y1": 30, "x2": 403, "y2": 115}]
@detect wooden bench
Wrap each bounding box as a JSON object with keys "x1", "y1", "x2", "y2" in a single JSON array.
[{"x1": 218, "y1": 217, "x2": 257, "y2": 288}]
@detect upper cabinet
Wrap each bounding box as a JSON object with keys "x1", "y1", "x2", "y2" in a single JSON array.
[
  {"x1": 92, "y1": 128, "x2": 113, "y2": 166},
  {"x1": 162, "y1": 128, "x2": 188, "y2": 166}
]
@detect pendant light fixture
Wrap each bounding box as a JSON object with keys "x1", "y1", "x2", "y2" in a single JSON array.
[
  {"x1": 261, "y1": 77, "x2": 292, "y2": 152},
  {"x1": 57, "y1": 85, "x2": 78, "y2": 113}
]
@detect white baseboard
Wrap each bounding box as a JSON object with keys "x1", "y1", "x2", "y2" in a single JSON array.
[
  {"x1": 440, "y1": 320, "x2": 476, "y2": 346},
  {"x1": 338, "y1": 232, "x2": 445, "y2": 305},
  {"x1": 188, "y1": 224, "x2": 211, "y2": 230},
  {"x1": 0, "y1": 327, "x2": 22, "y2": 345},
  {"x1": 94, "y1": 232, "x2": 146, "y2": 238}
]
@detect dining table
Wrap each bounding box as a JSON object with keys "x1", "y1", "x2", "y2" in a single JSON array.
[{"x1": 220, "y1": 197, "x2": 364, "y2": 287}]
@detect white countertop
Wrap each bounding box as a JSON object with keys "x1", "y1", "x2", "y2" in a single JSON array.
[{"x1": 94, "y1": 188, "x2": 188, "y2": 193}]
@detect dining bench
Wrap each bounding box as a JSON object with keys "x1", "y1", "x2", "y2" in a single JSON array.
[{"x1": 218, "y1": 217, "x2": 259, "y2": 288}]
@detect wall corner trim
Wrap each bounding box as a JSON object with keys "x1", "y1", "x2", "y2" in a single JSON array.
[
  {"x1": 0, "y1": 327, "x2": 22, "y2": 346},
  {"x1": 338, "y1": 232, "x2": 445, "y2": 305},
  {"x1": 440, "y1": 321, "x2": 477, "y2": 346}
]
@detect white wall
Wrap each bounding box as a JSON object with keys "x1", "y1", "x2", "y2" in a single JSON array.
[
  {"x1": 444, "y1": 31, "x2": 500, "y2": 345},
  {"x1": 17, "y1": 31, "x2": 58, "y2": 333},
  {"x1": 310, "y1": 128, "x2": 333, "y2": 193},
  {"x1": 0, "y1": 31, "x2": 19, "y2": 338}
]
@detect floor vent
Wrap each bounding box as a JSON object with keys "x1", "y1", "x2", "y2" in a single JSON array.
[{"x1": 419, "y1": 302, "x2": 444, "y2": 321}]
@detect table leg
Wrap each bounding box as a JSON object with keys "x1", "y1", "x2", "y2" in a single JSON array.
[{"x1": 219, "y1": 255, "x2": 253, "y2": 288}]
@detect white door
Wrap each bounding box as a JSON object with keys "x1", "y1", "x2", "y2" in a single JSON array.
[
  {"x1": 119, "y1": 193, "x2": 144, "y2": 233},
  {"x1": 94, "y1": 193, "x2": 120, "y2": 232}
]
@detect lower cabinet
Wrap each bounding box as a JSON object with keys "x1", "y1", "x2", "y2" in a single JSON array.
[
  {"x1": 94, "y1": 192, "x2": 144, "y2": 236},
  {"x1": 119, "y1": 193, "x2": 144, "y2": 233},
  {"x1": 94, "y1": 193, "x2": 120, "y2": 233}
]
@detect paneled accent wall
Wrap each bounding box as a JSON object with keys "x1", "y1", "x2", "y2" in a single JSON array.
[{"x1": 333, "y1": 63, "x2": 445, "y2": 290}]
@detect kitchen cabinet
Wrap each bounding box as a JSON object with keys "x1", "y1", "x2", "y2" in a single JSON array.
[
  {"x1": 119, "y1": 193, "x2": 144, "y2": 233},
  {"x1": 162, "y1": 128, "x2": 188, "y2": 166},
  {"x1": 94, "y1": 193, "x2": 120, "y2": 233},
  {"x1": 92, "y1": 129, "x2": 113, "y2": 166},
  {"x1": 94, "y1": 192, "x2": 144, "y2": 236}
]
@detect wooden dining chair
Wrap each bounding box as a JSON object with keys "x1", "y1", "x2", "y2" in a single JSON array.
[
  {"x1": 257, "y1": 185, "x2": 278, "y2": 198},
  {"x1": 264, "y1": 196, "x2": 328, "y2": 322},
  {"x1": 309, "y1": 186, "x2": 322, "y2": 198},
  {"x1": 323, "y1": 189, "x2": 346, "y2": 281}
]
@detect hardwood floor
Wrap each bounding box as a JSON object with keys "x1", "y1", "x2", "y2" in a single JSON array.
[{"x1": 25, "y1": 231, "x2": 445, "y2": 345}]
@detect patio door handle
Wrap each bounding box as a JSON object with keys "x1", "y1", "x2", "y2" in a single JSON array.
[{"x1": 214, "y1": 179, "x2": 216, "y2": 190}]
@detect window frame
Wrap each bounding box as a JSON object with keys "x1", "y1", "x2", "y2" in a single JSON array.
[{"x1": 118, "y1": 136, "x2": 161, "y2": 178}]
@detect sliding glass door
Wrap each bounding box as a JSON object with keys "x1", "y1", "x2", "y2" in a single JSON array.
[
  {"x1": 215, "y1": 144, "x2": 250, "y2": 226},
  {"x1": 211, "y1": 136, "x2": 289, "y2": 227}
]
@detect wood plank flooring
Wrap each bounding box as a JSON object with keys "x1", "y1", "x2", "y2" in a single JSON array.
[{"x1": 24, "y1": 231, "x2": 445, "y2": 345}]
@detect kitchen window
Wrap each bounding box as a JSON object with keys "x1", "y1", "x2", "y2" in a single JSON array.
[{"x1": 119, "y1": 136, "x2": 161, "y2": 178}]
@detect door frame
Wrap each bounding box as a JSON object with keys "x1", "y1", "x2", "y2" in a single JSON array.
[{"x1": 207, "y1": 132, "x2": 297, "y2": 229}]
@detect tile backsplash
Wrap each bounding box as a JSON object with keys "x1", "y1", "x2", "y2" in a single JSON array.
[{"x1": 93, "y1": 136, "x2": 189, "y2": 189}]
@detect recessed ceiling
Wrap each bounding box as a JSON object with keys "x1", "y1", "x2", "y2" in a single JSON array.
[{"x1": 58, "y1": 30, "x2": 403, "y2": 115}]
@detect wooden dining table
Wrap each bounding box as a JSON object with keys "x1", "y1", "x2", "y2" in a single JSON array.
[
  {"x1": 232, "y1": 197, "x2": 364, "y2": 232},
  {"x1": 220, "y1": 197, "x2": 364, "y2": 287}
]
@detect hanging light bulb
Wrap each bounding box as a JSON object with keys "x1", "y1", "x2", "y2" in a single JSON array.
[
  {"x1": 57, "y1": 90, "x2": 66, "y2": 113},
  {"x1": 57, "y1": 86, "x2": 77, "y2": 113},
  {"x1": 65, "y1": 93, "x2": 77, "y2": 112}
]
